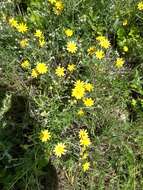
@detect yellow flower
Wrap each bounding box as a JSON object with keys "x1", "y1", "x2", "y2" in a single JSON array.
[
  {"x1": 87, "y1": 46, "x2": 96, "y2": 55},
  {"x1": 65, "y1": 29, "x2": 73, "y2": 37},
  {"x1": 83, "y1": 98, "x2": 94, "y2": 107},
  {"x1": 67, "y1": 41, "x2": 77, "y2": 53},
  {"x1": 123, "y1": 46, "x2": 128, "y2": 52},
  {"x1": 79, "y1": 129, "x2": 91, "y2": 147},
  {"x1": 131, "y1": 99, "x2": 137, "y2": 107},
  {"x1": 96, "y1": 36, "x2": 110, "y2": 49},
  {"x1": 95, "y1": 50, "x2": 105, "y2": 60},
  {"x1": 82, "y1": 162, "x2": 90, "y2": 172},
  {"x1": 74, "y1": 80, "x2": 84, "y2": 88},
  {"x1": 31, "y1": 69, "x2": 38, "y2": 78},
  {"x1": 96, "y1": 36, "x2": 109, "y2": 48},
  {"x1": 34, "y1": 30, "x2": 45, "y2": 47},
  {"x1": 100, "y1": 39, "x2": 110, "y2": 49},
  {"x1": 79, "y1": 129, "x2": 88, "y2": 139},
  {"x1": 72, "y1": 80, "x2": 85, "y2": 99},
  {"x1": 48, "y1": 0, "x2": 56, "y2": 4},
  {"x1": 34, "y1": 29, "x2": 43, "y2": 38},
  {"x1": 77, "y1": 109, "x2": 85, "y2": 116},
  {"x1": 54, "y1": 143, "x2": 67, "y2": 157},
  {"x1": 96, "y1": 36, "x2": 105, "y2": 41},
  {"x1": 84, "y1": 83, "x2": 94, "y2": 92},
  {"x1": 8, "y1": 17, "x2": 18, "y2": 28},
  {"x1": 80, "y1": 136, "x2": 91, "y2": 147},
  {"x1": 39, "y1": 38, "x2": 46, "y2": 47},
  {"x1": 19, "y1": 39, "x2": 29, "y2": 48},
  {"x1": 21, "y1": 60, "x2": 30, "y2": 69},
  {"x1": 115, "y1": 58, "x2": 125, "y2": 68},
  {"x1": 82, "y1": 153, "x2": 89, "y2": 160},
  {"x1": 53, "y1": 1, "x2": 64, "y2": 15},
  {"x1": 36, "y1": 63, "x2": 48, "y2": 74},
  {"x1": 123, "y1": 19, "x2": 128, "y2": 26},
  {"x1": 67, "y1": 64, "x2": 76, "y2": 72},
  {"x1": 55, "y1": 1, "x2": 64, "y2": 11},
  {"x1": 16, "y1": 22, "x2": 28, "y2": 33},
  {"x1": 72, "y1": 87, "x2": 85, "y2": 99},
  {"x1": 138, "y1": 1, "x2": 143, "y2": 10},
  {"x1": 39, "y1": 129, "x2": 51, "y2": 142},
  {"x1": 55, "y1": 66, "x2": 65, "y2": 77}
]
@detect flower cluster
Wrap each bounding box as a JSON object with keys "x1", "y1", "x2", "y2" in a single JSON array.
[
  {"x1": 7, "y1": 1, "x2": 132, "y2": 179},
  {"x1": 2, "y1": 0, "x2": 143, "y2": 188},
  {"x1": 79, "y1": 129, "x2": 91, "y2": 172},
  {"x1": 72, "y1": 80, "x2": 94, "y2": 108},
  {"x1": 39, "y1": 129, "x2": 67, "y2": 158},
  {"x1": 87, "y1": 35, "x2": 125, "y2": 68},
  {"x1": 64, "y1": 28, "x2": 77, "y2": 53},
  {"x1": 8, "y1": 21, "x2": 49, "y2": 77},
  {"x1": 87, "y1": 35, "x2": 110, "y2": 60},
  {"x1": 79, "y1": 129, "x2": 91, "y2": 147},
  {"x1": 55, "y1": 63, "x2": 76, "y2": 77},
  {"x1": 34, "y1": 29, "x2": 46, "y2": 47},
  {"x1": 14, "y1": 23, "x2": 77, "y2": 79}
]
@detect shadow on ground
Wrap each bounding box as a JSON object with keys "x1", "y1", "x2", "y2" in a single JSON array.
[{"x1": 0, "y1": 91, "x2": 59, "y2": 190}]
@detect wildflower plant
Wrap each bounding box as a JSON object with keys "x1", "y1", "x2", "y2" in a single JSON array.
[{"x1": 0, "y1": 0, "x2": 143, "y2": 189}]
